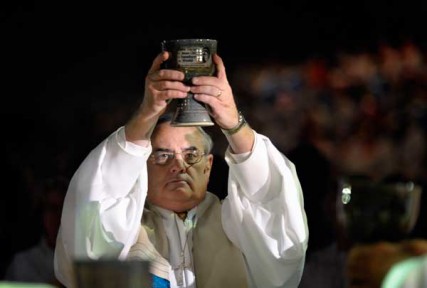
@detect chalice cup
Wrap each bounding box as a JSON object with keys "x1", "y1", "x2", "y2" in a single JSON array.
[{"x1": 161, "y1": 39, "x2": 217, "y2": 126}]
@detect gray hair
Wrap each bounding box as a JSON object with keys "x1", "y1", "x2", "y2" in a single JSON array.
[{"x1": 154, "y1": 113, "x2": 214, "y2": 154}]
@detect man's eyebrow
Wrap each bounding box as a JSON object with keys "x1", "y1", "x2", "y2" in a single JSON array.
[
  {"x1": 183, "y1": 146, "x2": 198, "y2": 151},
  {"x1": 152, "y1": 148, "x2": 173, "y2": 152},
  {"x1": 152, "y1": 146, "x2": 199, "y2": 152}
]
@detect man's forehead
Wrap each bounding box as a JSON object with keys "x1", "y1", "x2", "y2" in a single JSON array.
[{"x1": 152, "y1": 124, "x2": 202, "y2": 146}]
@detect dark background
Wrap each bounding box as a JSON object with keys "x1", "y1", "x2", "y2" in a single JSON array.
[
  {"x1": 1, "y1": 0, "x2": 427, "y2": 281},
  {"x1": 3, "y1": 2, "x2": 427, "y2": 102},
  {"x1": 3, "y1": 1, "x2": 427, "y2": 155},
  {"x1": 3, "y1": 3, "x2": 427, "y2": 113},
  {"x1": 3, "y1": 2, "x2": 426, "y2": 165}
]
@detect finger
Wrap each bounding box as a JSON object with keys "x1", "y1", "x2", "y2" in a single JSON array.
[
  {"x1": 158, "y1": 90, "x2": 188, "y2": 102},
  {"x1": 152, "y1": 80, "x2": 190, "y2": 95},
  {"x1": 149, "y1": 70, "x2": 186, "y2": 82},
  {"x1": 214, "y1": 54, "x2": 226, "y2": 80},
  {"x1": 148, "y1": 52, "x2": 169, "y2": 75},
  {"x1": 191, "y1": 54, "x2": 226, "y2": 87},
  {"x1": 189, "y1": 86, "x2": 222, "y2": 97}
]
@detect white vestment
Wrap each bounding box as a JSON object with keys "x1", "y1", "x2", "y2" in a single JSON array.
[{"x1": 54, "y1": 127, "x2": 308, "y2": 288}]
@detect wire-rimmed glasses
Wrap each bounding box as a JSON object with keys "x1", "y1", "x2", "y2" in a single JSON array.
[{"x1": 150, "y1": 149, "x2": 206, "y2": 166}]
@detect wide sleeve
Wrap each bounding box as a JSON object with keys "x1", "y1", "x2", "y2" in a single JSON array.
[
  {"x1": 54, "y1": 127, "x2": 151, "y2": 287},
  {"x1": 221, "y1": 131, "x2": 309, "y2": 288}
]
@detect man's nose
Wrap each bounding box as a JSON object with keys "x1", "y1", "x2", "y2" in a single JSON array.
[{"x1": 170, "y1": 154, "x2": 188, "y2": 173}]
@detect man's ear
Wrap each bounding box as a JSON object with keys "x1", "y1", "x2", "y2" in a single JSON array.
[{"x1": 204, "y1": 154, "x2": 214, "y2": 174}]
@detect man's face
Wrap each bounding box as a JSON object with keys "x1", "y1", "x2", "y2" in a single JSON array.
[{"x1": 147, "y1": 123, "x2": 213, "y2": 212}]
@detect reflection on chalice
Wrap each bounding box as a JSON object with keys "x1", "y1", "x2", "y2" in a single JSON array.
[
  {"x1": 161, "y1": 39, "x2": 217, "y2": 127},
  {"x1": 337, "y1": 175, "x2": 422, "y2": 244}
]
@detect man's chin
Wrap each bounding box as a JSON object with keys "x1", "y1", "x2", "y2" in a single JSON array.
[
  {"x1": 161, "y1": 186, "x2": 193, "y2": 201},
  {"x1": 166, "y1": 190, "x2": 204, "y2": 209},
  {"x1": 147, "y1": 186, "x2": 205, "y2": 211},
  {"x1": 158, "y1": 196, "x2": 195, "y2": 212},
  {"x1": 167, "y1": 180, "x2": 190, "y2": 190},
  {"x1": 170, "y1": 188, "x2": 191, "y2": 197}
]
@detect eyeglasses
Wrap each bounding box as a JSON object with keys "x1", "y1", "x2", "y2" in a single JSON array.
[{"x1": 149, "y1": 149, "x2": 206, "y2": 166}]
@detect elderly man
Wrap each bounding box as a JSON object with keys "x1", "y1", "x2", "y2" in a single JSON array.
[{"x1": 54, "y1": 51, "x2": 308, "y2": 288}]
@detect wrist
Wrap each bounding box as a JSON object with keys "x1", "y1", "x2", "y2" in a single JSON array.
[{"x1": 221, "y1": 111, "x2": 248, "y2": 136}]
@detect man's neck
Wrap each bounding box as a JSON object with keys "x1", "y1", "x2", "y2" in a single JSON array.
[{"x1": 176, "y1": 211, "x2": 188, "y2": 221}]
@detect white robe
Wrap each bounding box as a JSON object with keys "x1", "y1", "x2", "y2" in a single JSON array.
[{"x1": 54, "y1": 126, "x2": 308, "y2": 288}]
